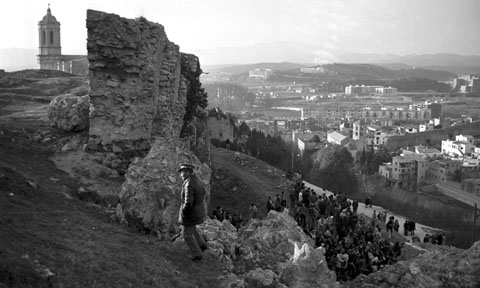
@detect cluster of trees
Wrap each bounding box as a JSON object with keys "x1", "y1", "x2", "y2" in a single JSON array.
[
  {"x1": 210, "y1": 121, "x2": 293, "y2": 170},
  {"x1": 180, "y1": 67, "x2": 208, "y2": 138},
  {"x1": 359, "y1": 147, "x2": 393, "y2": 175},
  {"x1": 244, "y1": 130, "x2": 292, "y2": 168},
  {"x1": 307, "y1": 146, "x2": 359, "y2": 195}
]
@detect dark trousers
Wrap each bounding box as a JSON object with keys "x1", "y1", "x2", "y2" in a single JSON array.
[{"x1": 182, "y1": 225, "x2": 206, "y2": 258}]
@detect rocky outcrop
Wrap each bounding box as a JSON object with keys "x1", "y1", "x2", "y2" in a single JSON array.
[
  {"x1": 239, "y1": 211, "x2": 315, "y2": 261},
  {"x1": 197, "y1": 218, "x2": 238, "y2": 270},
  {"x1": 345, "y1": 241, "x2": 480, "y2": 288},
  {"x1": 118, "y1": 137, "x2": 211, "y2": 235},
  {"x1": 86, "y1": 10, "x2": 202, "y2": 163},
  {"x1": 48, "y1": 94, "x2": 90, "y2": 131},
  {"x1": 279, "y1": 243, "x2": 337, "y2": 288},
  {"x1": 244, "y1": 268, "x2": 282, "y2": 288}
]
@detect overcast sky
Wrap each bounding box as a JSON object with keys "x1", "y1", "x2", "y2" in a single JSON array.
[{"x1": 2, "y1": 0, "x2": 480, "y2": 56}]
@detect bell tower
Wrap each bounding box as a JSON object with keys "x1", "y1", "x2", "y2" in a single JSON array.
[{"x1": 37, "y1": 4, "x2": 61, "y2": 68}]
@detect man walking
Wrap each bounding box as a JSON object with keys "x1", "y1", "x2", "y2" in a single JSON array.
[{"x1": 178, "y1": 163, "x2": 208, "y2": 261}]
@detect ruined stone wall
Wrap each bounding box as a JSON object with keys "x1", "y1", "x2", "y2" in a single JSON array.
[{"x1": 86, "y1": 10, "x2": 201, "y2": 154}]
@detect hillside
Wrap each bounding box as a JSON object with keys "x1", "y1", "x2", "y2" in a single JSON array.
[
  {"x1": 203, "y1": 62, "x2": 308, "y2": 75},
  {"x1": 210, "y1": 62, "x2": 457, "y2": 87},
  {"x1": 219, "y1": 63, "x2": 453, "y2": 92},
  {"x1": 1, "y1": 69, "x2": 479, "y2": 287}
]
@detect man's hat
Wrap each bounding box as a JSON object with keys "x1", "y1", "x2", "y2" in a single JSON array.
[{"x1": 178, "y1": 163, "x2": 194, "y2": 172}]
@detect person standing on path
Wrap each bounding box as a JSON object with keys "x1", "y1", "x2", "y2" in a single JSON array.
[{"x1": 178, "y1": 163, "x2": 208, "y2": 261}]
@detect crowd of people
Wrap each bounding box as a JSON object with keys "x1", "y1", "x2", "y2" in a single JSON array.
[
  {"x1": 288, "y1": 177, "x2": 404, "y2": 281},
  {"x1": 209, "y1": 170, "x2": 445, "y2": 281},
  {"x1": 212, "y1": 206, "x2": 245, "y2": 229}
]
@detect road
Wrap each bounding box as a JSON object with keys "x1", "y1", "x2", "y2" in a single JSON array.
[
  {"x1": 211, "y1": 147, "x2": 443, "y2": 243},
  {"x1": 436, "y1": 181, "x2": 480, "y2": 208},
  {"x1": 303, "y1": 182, "x2": 442, "y2": 243}
]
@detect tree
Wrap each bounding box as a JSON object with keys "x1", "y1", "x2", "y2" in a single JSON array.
[
  {"x1": 180, "y1": 64, "x2": 208, "y2": 138},
  {"x1": 312, "y1": 134, "x2": 321, "y2": 143},
  {"x1": 309, "y1": 146, "x2": 358, "y2": 195}
]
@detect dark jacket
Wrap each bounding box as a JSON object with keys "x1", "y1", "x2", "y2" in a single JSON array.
[{"x1": 178, "y1": 174, "x2": 206, "y2": 226}]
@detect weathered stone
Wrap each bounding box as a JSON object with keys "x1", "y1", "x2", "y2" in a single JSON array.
[
  {"x1": 352, "y1": 241, "x2": 480, "y2": 288},
  {"x1": 239, "y1": 211, "x2": 314, "y2": 261},
  {"x1": 244, "y1": 268, "x2": 279, "y2": 288},
  {"x1": 218, "y1": 273, "x2": 245, "y2": 288},
  {"x1": 87, "y1": 10, "x2": 201, "y2": 152},
  {"x1": 197, "y1": 218, "x2": 238, "y2": 264},
  {"x1": 119, "y1": 137, "x2": 211, "y2": 234},
  {"x1": 278, "y1": 242, "x2": 338, "y2": 288},
  {"x1": 48, "y1": 94, "x2": 90, "y2": 131}
]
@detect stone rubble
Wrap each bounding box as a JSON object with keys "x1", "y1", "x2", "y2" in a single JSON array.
[
  {"x1": 278, "y1": 242, "x2": 338, "y2": 288},
  {"x1": 344, "y1": 240, "x2": 480, "y2": 288},
  {"x1": 244, "y1": 268, "x2": 281, "y2": 288},
  {"x1": 196, "y1": 211, "x2": 339, "y2": 287},
  {"x1": 48, "y1": 94, "x2": 90, "y2": 131}
]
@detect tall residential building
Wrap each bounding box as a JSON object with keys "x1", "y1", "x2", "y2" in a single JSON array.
[
  {"x1": 379, "y1": 155, "x2": 427, "y2": 190},
  {"x1": 352, "y1": 120, "x2": 366, "y2": 140}
]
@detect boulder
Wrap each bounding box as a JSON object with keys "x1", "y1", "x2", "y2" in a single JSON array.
[
  {"x1": 218, "y1": 273, "x2": 245, "y2": 288},
  {"x1": 355, "y1": 241, "x2": 480, "y2": 288},
  {"x1": 48, "y1": 94, "x2": 90, "y2": 131},
  {"x1": 244, "y1": 268, "x2": 279, "y2": 288},
  {"x1": 239, "y1": 211, "x2": 314, "y2": 261},
  {"x1": 197, "y1": 218, "x2": 238, "y2": 257},
  {"x1": 118, "y1": 137, "x2": 211, "y2": 235},
  {"x1": 279, "y1": 242, "x2": 338, "y2": 288}
]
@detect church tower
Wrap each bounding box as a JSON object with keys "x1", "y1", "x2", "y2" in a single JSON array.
[{"x1": 37, "y1": 5, "x2": 62, "y2": 69}]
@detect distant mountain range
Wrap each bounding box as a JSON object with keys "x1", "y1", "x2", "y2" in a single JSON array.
[
  {"x1": 337, "y1": 53, "x2": 480, "y2": 75},
  {"x1": 3, "y1": 44, "x2": 480, "y2": 76},
  {"x1": 204, "y1": 62, "x2": 458, "y2": 82},
  {"x1": 196, "y1": 42, "x2": 480, "y2": 75}
]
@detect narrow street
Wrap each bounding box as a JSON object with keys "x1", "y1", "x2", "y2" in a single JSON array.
[{"x1": 303, "y1": 182, "x2": 441, "y2": 244}]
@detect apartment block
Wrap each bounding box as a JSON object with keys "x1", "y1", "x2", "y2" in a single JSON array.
[
  {"x1": 379, "y1": 155, "x2": 427, "y2": 190},
  {"x1": 426, "y1": 159, "x2": 462, "y2": 182},
  {"x1": 441, "y1": 134, "x2": 475, "y2": 157}
]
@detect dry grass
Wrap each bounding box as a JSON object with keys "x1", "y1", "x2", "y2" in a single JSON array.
[{"x1": 0, "y1": 127, "x2": 226, "y2": 288}]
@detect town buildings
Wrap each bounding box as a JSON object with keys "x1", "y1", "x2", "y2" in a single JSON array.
[
  {"x1": 324, "y1": 106, "x2": 431, "y2": 121},
  {"x1": 248, "y1": 69, "x2": 273, "y2": 79},
  {"x1": 441, "y1": 135, "x2": 476, "y2": 157},
  {"x1": 300, "y1": 66, "x2": 325, "y2": 74},
  {"x1": 426, "y1": 159, "x2": 462, "y2": 182},
  {"x1": 345, "y1": 85, "x2": 397, "y2": 96},
  {"x1": 453, "y1": 75, "x2": 480, "y2": 93},
  {"x1": 378, "y1": 155, "x2": 427, "y2": 190},
  {"x1": 327, "y1": 131, "x2": 349, "y2": 146}
]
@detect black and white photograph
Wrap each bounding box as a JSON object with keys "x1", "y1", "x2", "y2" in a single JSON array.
[{"x1": 1, "y1": 0, "x2": 479, "y2": 287}]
